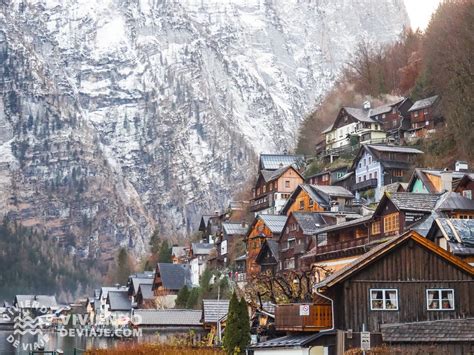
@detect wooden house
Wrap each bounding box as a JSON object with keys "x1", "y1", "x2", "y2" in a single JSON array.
[
  {"x1": 255, "y1": 239, "x2": 279, "y2": 275},
  {"x1": 454, "y1": 173, "x2": 474, "y2": 200},
  {"x1": 369, "y1": 192, "x2": 441, "y2": 240},
  {"x1": 279, "y1": 212, "x2": 336, "y2": 272},
  {"x1": 305, "y1": 166, "x2": 348, "y2": 186},
  {"x1": 135, "y1": 283, "x2": 156, "y2": 309},
  {"x1": 369, "y1": 97, "x2": 413, "y2": 141},
  {"x1": 250, "y1": 165, "x2": 304, "y2": 214},
  {"x1": 215, "y1": 222, "x2": 247, "y2": 267},
  {"x1": 323, "y1": 104, "x2": 386, "y2": 154},
  {"x1": 152, "y1": 263, "x2": 191, "y2": 308},
  {"x1": 351, "y1": 144, "x2": 423, "y2": 202},
  {"x1": 426, "y1": 218, "x2": 474, "y2": 266},
  {"x1": 245, "y1": 214, "x2": 287, "y2": 278},
  {"x1": 407, "y1": 95, "x2": 443, "y2": 138},
  {"x1": 435, "y1": 191, "x2": 474, "y2": 219},
  {"x1": 310, "y1": 231, "x2": 474, "y2": 353},
  {"x1": 407, "y1": 168, "x2": 466, "y2": 194},
  {"x1": 281, "y1": 184, "x2": 354, "y2": 216},
  {"x1": 106, "y1": 290, "x2": 132, "y2": 326},
  {"x1": 301, "y1": 215, "x2": 373, "y2": 273},
  {"x1": 127, "y1": 271, "x2": 154, "y2": 306}
]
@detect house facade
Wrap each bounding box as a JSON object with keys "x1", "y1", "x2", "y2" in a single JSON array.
[
  {"x1": 407, "y1": 95, "x2": 442, "y2": 139},
  {"x1": 351, "y1": 144, "x2": 423, "y2": 202},
  {"x1": 250, "y1": 165, "x2": 304, "y2": 215},
  {"x1": 369, "y1": 97, "x2": 413, "y2": 141},
  {"x1": 306, "y1": 166, "x2": 348, "y2": 186}
]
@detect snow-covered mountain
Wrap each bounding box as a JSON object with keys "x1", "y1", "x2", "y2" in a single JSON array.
[{"x1": 0, "y1": 0, "x2": 409, "y2": 260}]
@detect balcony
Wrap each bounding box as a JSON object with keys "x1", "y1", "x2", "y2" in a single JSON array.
[
  {"x1": 275, "y1": 304, "x2": 332, "y2": 332},
  {"x1": 250, "y1": 196, "x2": 270, "y2": 212},
  {"x1": 316, "y1": 237, "x2": 369, "y2": 255},
  {"x1": 352, "y1": 178, "x2": 378, "y2": 191}
]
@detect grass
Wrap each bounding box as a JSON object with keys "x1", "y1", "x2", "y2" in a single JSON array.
[{"x1": 85, "y1": 344, "x2": 225, "y2": 355}]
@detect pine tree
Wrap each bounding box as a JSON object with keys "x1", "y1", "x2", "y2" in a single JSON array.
[
  {"x1": 237, "y1": 298, "x2": 251, "y2": 352},
  {"x1": 158, "y1": 239, "x2": 172, "y2": 263},
  {"x1": 175, "y1": 286, "x2": 190, "y2": 308},
  {"x1": 186, "y1": 287, "x2": 200, "y2": 309},
  {"x1": 223, "y1": 292, "x2": 243, "y2": 353},
  {"x1": 149, "y1": 228, "x2": 161, "y2": 255}
]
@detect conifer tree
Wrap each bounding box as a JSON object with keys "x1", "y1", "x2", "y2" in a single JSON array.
[
  {"x1": 238, "y1": 297, "x2": 251, "y2": 351},
  {"x1": 175, "y1": 286, "x2": 190, "y2": 308},
  {"x1": 223, "y1": 292, "x2": 240, "y2": 353}
]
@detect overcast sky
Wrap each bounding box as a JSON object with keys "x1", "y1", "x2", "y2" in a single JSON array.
[{"x1": 404, "y1": 0, "x2": 443, "y2": 30}]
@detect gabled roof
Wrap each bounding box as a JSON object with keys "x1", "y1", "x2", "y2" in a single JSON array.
[
  {"x1": 428, "y1": 218, "x2": 474, "y2": 248},
  {"x1": 408, "y1": 95, "x2": 439, "y2": 112},
  {"x1": 317, "y1": 231, "x2": 474, "y2": 289},
  {"x1": 171, "y1": 246, "x2": 187, "y2": 258},
  {"x1": 350, "y1": 144, "x2": 423, "y2": 171},
  {"x1": 290, "y1": 212, "x2": 333, "y2": 235},
  {"x1": 131, "y1": 277, "x2": 154, "y2": 295},
  {"x1": 435, "y1": 191, "x2": 474, "y2": 211},
  {"x1": 201, "y1": 299, "x2": 230, "y2": 324},
  {"x1": 107, "y1": 291, "x2": 131, "y2": 311},
  {"x1": 343, "y1": 107, "x2": 376, "y2": 123},
  {"x1": 281, "y1": 184, "x2": 353, "y2": 215},
  {"x1": 100, "y1": 286, "x2": 128, "y2": 300},
  {"x1": 14, "y1": 295, "x2": 58, "y2": 309},
  {"x1": 191, "y1": 243, "x2": 214, "y2": 255},
  {"x1": 222, "y1": 222, "x2": 248, "y2": 236},
  {"x1": 255, "y1": 239, "x2": 280, "y2": 264},
  {"x1": 369, "y1": 98, "x2": 405, "y2": 118},
  {"x1": 454, "y1": 173, "x2": 474, "y2": 191},
  {"x1": 137, "y1": 283, "x2": 154, "y2": 300},
  {"x1": 259, "y1": 154, "x2": 304, "y2": 171},
  {"x1": 407, "y1": 168, "x2": 467, "y2": 193},
  {"x1": 259, "y1": 165, "x2": 304, "y2": 184},
  {"x1": 256, "y1": 214, "x2": 288, "y2": 235},
  {"x1": 374, "y1": 192, "x2": 441, "y2": 216},
  {"x1": 133, "y1": 309, "x2": 202, "y2": 327},
  {"x1": 250, "y1": 332, "x2": 333, "y2": 349},
  {"x1": 314, "y1": 215, "x2": 372, "y2": 235},
  {"x1": 156, "y1": 263, "x2": 192, "y2": 291},
  {"x1": 381, "y1": 318, "x2": 474, "y2": 343}
]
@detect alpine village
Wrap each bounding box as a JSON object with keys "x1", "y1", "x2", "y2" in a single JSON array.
[{"x1": 1, "y1": 1, "x2": 474, "y2": 355}]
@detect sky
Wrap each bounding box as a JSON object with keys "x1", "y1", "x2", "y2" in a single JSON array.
[{"x1": 404, "y1": 0, "x2": 443, "y2": 30}]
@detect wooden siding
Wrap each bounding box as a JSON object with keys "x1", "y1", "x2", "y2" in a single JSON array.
[
  {"x1": 246, "y1": 219, "x2": 274, "y2": 277},
  {"x1": 285, "y1": 189, "x2": 324, "y2": 216},
  {"x1": 332, "y1": 240, "x2": 474, "y2": 332},
  {"x1": 279, "y1": 213, "x2": 312, "y2": 271},
  {"x1": 275, "y1": 304, "x2": 332, "y2": 331}
]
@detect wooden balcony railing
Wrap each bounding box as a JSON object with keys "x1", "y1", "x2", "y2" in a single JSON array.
[
  {"x1": 275, "y1": 304, "x2": 332, "y2": 332},
  {"x1": 249, "y1": 196, "x2": 270, "y2": 212},
  {"x1": 316, "y1": 237, "x2": 369, "y2": 255},
  {"x1": 352, "y1": 178, "x2": 378, "y2": 191}
]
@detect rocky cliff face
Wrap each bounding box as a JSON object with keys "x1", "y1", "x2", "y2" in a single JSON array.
[{"x1": 0, "y1": 0, "x2": 409, "y2": 260}]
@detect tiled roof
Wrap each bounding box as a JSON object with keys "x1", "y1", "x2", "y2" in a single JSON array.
[
  {"x1": 202, "y1": 299, "x2": 230, "y2": 324},
  {"x1": 107, "y1": 291, "x2": 131, "y2": 311},
  {"x1": 389, "y1": 192, "x2": 441, "y2": 212},
  {"x1": 259, "y1": 154, "x2": 304, "y2": 170},
  {"x1": 292, "y1": 212, "x2": 332, "y2": 235},
  {"x1": 408, "y1": 95, "x2": 439, "y2": 112},
  {"x1": 15, "y1": 295, "x2": 58, "y2": 309},
  {"x1": 133, "y1": 309, "x2": 202, "y2": 327},
  {"x1": 381, "y1": 318, "x2": 474, "y2": 342},
  {"x1": 258, "y1": 214, "x2": 287, "y2": 234},
  {"x1": 366, "y1": 144, "x2": 423, "y2": 154},
  {"x1": 433, "y1": 218, "x2": 474, "y2": 247},
  {"x1": 344, "y1": 107, "x2": 377, "y2": 123},
  {"x1": 192, "y1": 243, "x2": 214, "y2": 255},
  {"x1": 100, "y1": 286, "x2": 128, "y2": 300},
  {"x1": 131, "y1": 277, "x2": 153, "y2": 295},
  {"x1": 435, "y1": 191, "x2": 474, "y2": 211},
  {"x1": 171, "y1": 246, "x2": 187, "y2": 258},
  {"x1": 157, "y1": 263, "x2": 192, "y2": 291},
  {"x1": 315, "y1": 215, "x2": 372, "y2": 235},
  {"x1": 369, "y1": 98, "x2": 404, "y2": 117},
  {"x1": 311, "y1": 184, "x2": 354, "y2": 199},
  {"x1": 222, "y1": 222, "x2": 248, "y2": 236},
  {"x1": 137, "y1": 284, "x2": 154, "y2": 300},
  {"x1": 266, "y1": 240, "x2": 280, "y2": 261}
]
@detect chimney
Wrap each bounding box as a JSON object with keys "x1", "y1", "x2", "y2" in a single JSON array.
[
  {"x1": 455, "y1": 161, "x2": 468, "y2": 172},
  {"x1": 335, "y1": 213, "x2": 346, "y2": 224},
  {"x1": 440, "y1": 169, "x2": 453, "y2": 192},
  {"x1": 363, "y1": 101, "x2": 371, "y2": 110},
  {"x1": 115, "y1": 283, "x2": 120, "y2": 289}
]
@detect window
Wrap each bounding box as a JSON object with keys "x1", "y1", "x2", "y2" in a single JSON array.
[
  {"x1": 384, "y1": 213, "x2": 400, "y2": 233},
  {"x1": 374, "y1": 171, "x2": 378, "y2": 179},
  {"x1": 299, "y1": 200, "x2": 305, "y2": 210},
  {"x1": 462, "y1": 190, "x2": 472, "y2": 200},
  {"x1": 424, "y1": 109, "x2": 429, "y2": 115},
  {"x1": 370, "y1": 289, "x2": 398, "y2": 310},
  {"x1": 427, "y1": 289, "x2": 454, "y2": 310},
  {"x1": 309, "y1": 198, "x2": 314, "y2": 208},
  {"x1": 368, "y1": 156, "x2": 372, "y2": 164},
  {"x1": 284, "y1": 257, "x2": 295, "y2": 270},
  {"x1": 413, "y1": 111, "x2": 419, "y2": 118},
  {"x1": 382, "y1": 114, "x2": 386, "y2": 119},
  {"x1": 369, "y1": 173, "x2": 372, "y2": 179},
  {"x1": 322, "y1": 174, "x2": 329, "y2": 182},
  {"x1": 392, "y1": 169, "x2": 404, "y2": 177},
  {"x1": 263, "y1": 185, "x2": 266, "y2": 193},
  {"x1": 358, "y1": 177, "x2": 362, "y2": 183},
  {"x1": 371, "y1": 221, "x2": 381, "y2": 234},
  {"x1": 363, "y1": 175, "x2": 367, "y2": 181},
  {"x1": 274, "y1": 182, "x2": 278, "y2": 190},
  {"x1": 285, "y1": 180, "x2": 290, "y2": 188},
  {"x1": 359, "y1": 163, "x2": 362, "y2": 169}
]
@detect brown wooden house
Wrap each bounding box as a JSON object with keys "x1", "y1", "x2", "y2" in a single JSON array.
[
  {"x1": 255, "y1": 239, "x2": 280, "y2": 275},
  {"x1": 250, "y1": 165, "x2": 304, "y2": 214},
  {"x1": 245, "y1": 214, "x2": 287, "y2": 278},
  {"x1": 281, "y1": 184, "x2": 354, "y2": 216},
  {"x1": 407, "y1": 95, "x2": 443, "y2": 138},
  {"x1": 455, "y1": 173, "x2": 474, "y2": 200},
  {"x1": 369, "y1": 97, "x2": 413, "y2": 141},
  {"x1": 279, "y1": 212, "x2": 336, "y2": 272},
  {"x1": 311, "y1": 230, "x2": 474, "y2": 353},
  {"x1": 305, "y1": 166, "x2": 348, "y2": 186}
]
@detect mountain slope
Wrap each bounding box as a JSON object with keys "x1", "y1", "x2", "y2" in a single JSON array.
[{"x1": 0, "y1": 0, "x2": 409, "y2": 260}]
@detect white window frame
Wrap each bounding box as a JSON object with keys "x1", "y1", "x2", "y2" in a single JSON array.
[
  {"x1": 426, "y1": 289, "x2": 455, "y2": 311},
  {"x1": 370, "y1": 289, "x2": 399, "y2": 311}
]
